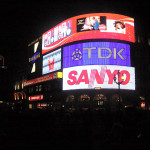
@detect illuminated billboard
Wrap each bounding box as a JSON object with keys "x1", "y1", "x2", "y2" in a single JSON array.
[
  {"x1": 63, "y1": 42, "x2": 130, "y2": 68},
  {"x1": 42, "y1": 48, "x2": 61, "y2": 75},
  {"x1": 28, "y1": 95, "x2": 43, "y2": 101},
  {"x1": 63, "y1": 65, "x2": 135, "y2": 90},
  {"x1": 42, "y1": 13, "x2": 135, "y2": 54},
  {"x1": 24, "y1": 72, "x2": 57, "y2": 87},
  {"x1": 28, "y1": 39, "x2": 42, "y2": 78}
]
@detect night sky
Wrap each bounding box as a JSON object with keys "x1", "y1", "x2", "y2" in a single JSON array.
[{"x1": 0, "y1": 0, "x2": 149, "y2": 77}]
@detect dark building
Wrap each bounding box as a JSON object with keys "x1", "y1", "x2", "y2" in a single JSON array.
[
  {"x1": 13, "y1": 13, "x2": 150, "y2": 111},
  {"x1": 0, "y1": 55, "x2": 8, "y2": 102}
]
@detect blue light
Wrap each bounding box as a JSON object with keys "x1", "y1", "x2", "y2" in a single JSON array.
[{"x1": 63, "y1": 42, "x2": 131, "y2": 68}]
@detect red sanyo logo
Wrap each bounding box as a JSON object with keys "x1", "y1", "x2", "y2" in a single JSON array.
[{"x1": 67, "y1": 69, "x2": 130, "y2": 85}]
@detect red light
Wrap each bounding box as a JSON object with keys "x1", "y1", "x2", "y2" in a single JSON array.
[
  {"x1": 42, "y1": 13, "x2": 135, "y2": 54},
  {"x1": 141, "y1": 102, "x2": 145, "y2": 109},
  {"x1": 28, "y1": 95, "x2": 43, "y2": 101}
]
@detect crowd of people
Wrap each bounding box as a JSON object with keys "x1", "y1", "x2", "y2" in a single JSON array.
[{"x1": 0, "y1": 107, "x2": 150, "y2": 150}]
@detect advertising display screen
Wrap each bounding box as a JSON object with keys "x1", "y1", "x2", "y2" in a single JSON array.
[
  {"x1": 24, "y1": 72, "x2": 57, "y2": 87},
  {"x1": 63, "y1": 65, "x2": 135, "y2": 90},
  {"x1": 63, "y1": 42, "x2": 130, "y2": 68},
  {"x1": 42, "y1": 13, "x2": 135, "y2": 54},
  {"x1": 28, "y1": 39, "x2": 42, "y2": 78},
  {"x1": 42, "y1": 48, "x2": 61, "y2": 75},
  {"x1": 28, "y1": 95, "x2": 43, "y2": 101}
]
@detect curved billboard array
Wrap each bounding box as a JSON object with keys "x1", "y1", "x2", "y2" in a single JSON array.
[
  {"x1": 41, "y1": 13, "x2": 135, "y2": 91},
  {"x1": 42, "y1": 13, "x2": 135, "y2": 54}
]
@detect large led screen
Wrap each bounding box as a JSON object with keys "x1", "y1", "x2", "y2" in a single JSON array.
[
  {"x1": 63, "y1": 65, "x2": 135, "y2": 90},
  {"x1": 42, "y1": 13, "x2": 135, "y2": 54},
  {"x1": 63, "y1": 42, "x2": 130, "y2": 68},
  {"x1": 42, "y1": 48, "x2": 61, "y2": 75}
]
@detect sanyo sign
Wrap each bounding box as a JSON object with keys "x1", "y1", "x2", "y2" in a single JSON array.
[{"x1": 63, "y1": 65, "x2": 135, "y2": 90}]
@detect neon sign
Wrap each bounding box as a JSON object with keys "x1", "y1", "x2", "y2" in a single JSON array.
[
  {"x1": 42, "y1": 13, "x2": 135, "y2": 54},
  {"x1": 63, "y1": 65, "x2": 135, "y2": 90},
  {"x1": 63, "y1": 42, "x2": 130, "y2": 68},
  {"x1": 29, "y1": 52, "x2": 40, "y2": 63},
  {"x1": 28, "y1": 95, "x2": 43, "y2": 101},
  {"x1": 42, "y1": 48, "x2": 61, "y2": 75},
  {"x1": 24, "y1": 72, "x2": 57, "y2": 87}
]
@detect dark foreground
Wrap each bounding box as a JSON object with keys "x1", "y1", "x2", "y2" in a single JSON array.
[{"x1": 0, "y1": 108, "x2": 150, "y2": 150}]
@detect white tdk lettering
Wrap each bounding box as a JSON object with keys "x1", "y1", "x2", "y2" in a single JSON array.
[
  {"x1": 98, "y1": 47, "x2": 112, "y2": 59},
  {"x1": 83, "y1": 47, "x2": 125, "y2": 60},
  {"x1": 83, "y1": 47, "x2": 96, "y2": 59},
  {"x1": 116, "y1": 48, "x2": 125, "y2": 60}
]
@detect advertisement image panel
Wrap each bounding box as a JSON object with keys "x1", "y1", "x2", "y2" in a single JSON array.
[
  {"x1": 42, "y1": 13, "x2": 135, "y2": 54},
  {"x1": 24, "y1": 72, "x2": 57, "y2": 87},
  {"x1": 28, "y1": 95, "x2": 43, "y2": 101},
  {"x1": 28, "y1": 39, "x2": 42, "y2": 77},
  {"x1": 42, "y1": 19, "x2": 72, "y2": 54},
  {"x1": 63, "y1": 42, "x2": 130, "y2": 68},
  {"x1": 77, "y1": 16, "x2": 126, "y2": 33},
  {"x1": 77, "y1": 16, "x2": 106, "y2": 32},
  {"x1": 42, "y1": 48, "x2": 61, "y2": 75},
  {"x1": 63, "y1": 65, "x2": 135, "y2": 90}
]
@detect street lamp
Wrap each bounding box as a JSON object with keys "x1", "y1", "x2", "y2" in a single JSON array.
[{"x1": 113, "y1": 70, "x2": 125, "y2": 110}]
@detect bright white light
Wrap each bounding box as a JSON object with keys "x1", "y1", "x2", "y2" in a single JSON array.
[
  {"x1": 31, "y1": 63, "x2": 36, "y2": 73},
  {"x1": 34, "y1": 41, "x2": 39, "y2": 53},
  {"x1": 63, "y1": 65, "x2": 135, "y2": 90}
]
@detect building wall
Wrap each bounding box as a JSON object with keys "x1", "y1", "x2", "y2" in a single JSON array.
[{"x1": 15, "y1": 13, "x2": 150, "y2": 111}]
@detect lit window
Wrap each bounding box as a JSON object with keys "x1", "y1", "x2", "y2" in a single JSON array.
[
  {"x1": 29, "y1": 87, "x2": 34, "y2": 93},
  {"x1": 93, "y1": 94, "x2": 107, "y2": 101},
  {"x1": 22, "y1": 82, "x2": 24, "y2": 89},
  {"x1": 17, "y1": 84, "x2": 20, "y2": 90},
  {"x1": 79, "y1": 94, "x2": 90, "y2": 101},
  {"x1": 29, "y1": 104, "x2": 32, "y2": 109},
  {"x1": 39, "y1": 85, "x2": 42, "y2": 92},
  {"x1": 66, "y1": 95, "x2": 75, "y2": 102},
  {"x1": 98, "y1": 100, "x2": 103, "y2": 106},
  {"x1": 137, "y1": 36, "x2": 141, "y2": 43},
  {"x1": 36, "y1": 86, "x2": 39, "y2": 92}
]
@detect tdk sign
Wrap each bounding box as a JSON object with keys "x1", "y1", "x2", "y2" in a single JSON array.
[{"x1": 63, "y1": 42, "x2": 130, "y2": 68}]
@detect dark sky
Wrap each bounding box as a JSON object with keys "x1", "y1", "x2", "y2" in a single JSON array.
[{"x1": 0, "y1": 0, "x2": 149, "y2": 74}]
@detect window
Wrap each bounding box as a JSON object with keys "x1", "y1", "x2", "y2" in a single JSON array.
[
  {"x1": 15, "y1": 84, "x2": 17, "y2": 90},
  {"x1": 93, "y1": 94, "x2": 107, "y2": 101},
  {"x1": 39, "y1": 85, "x2": 42, "y2": 92},
  {"x1": 79, "y1": 94, "x2": 90, "y2": 101},
  {"x1": 45, "y1": 85, "x2": 51, "y2": 92},
  {"x1": 98, "y1": 101, "x2": 103, "y2": 106},
  {"x1": 29, "y1": 87, "x2": 34, "y2": 93},
  {"x1": 22, "y1": 82, "x2": 24, "y2": 89},
  {"x1": 36, "y1": 86, "x2": 39, "y2": 92},
  {"x1": 66, "y1": 95, "x2": 75, "y2": 102},
  {"x1": 111, "y1": 94, "x2": 122, "y2": 103},
  {"x1": 17, "y1": 84, "x2": 20, "y2": 90}
]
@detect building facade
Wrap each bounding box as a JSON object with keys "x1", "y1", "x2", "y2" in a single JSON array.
[{"x1": 13, "y1": 13, "x2": 150, "y2": 111}]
